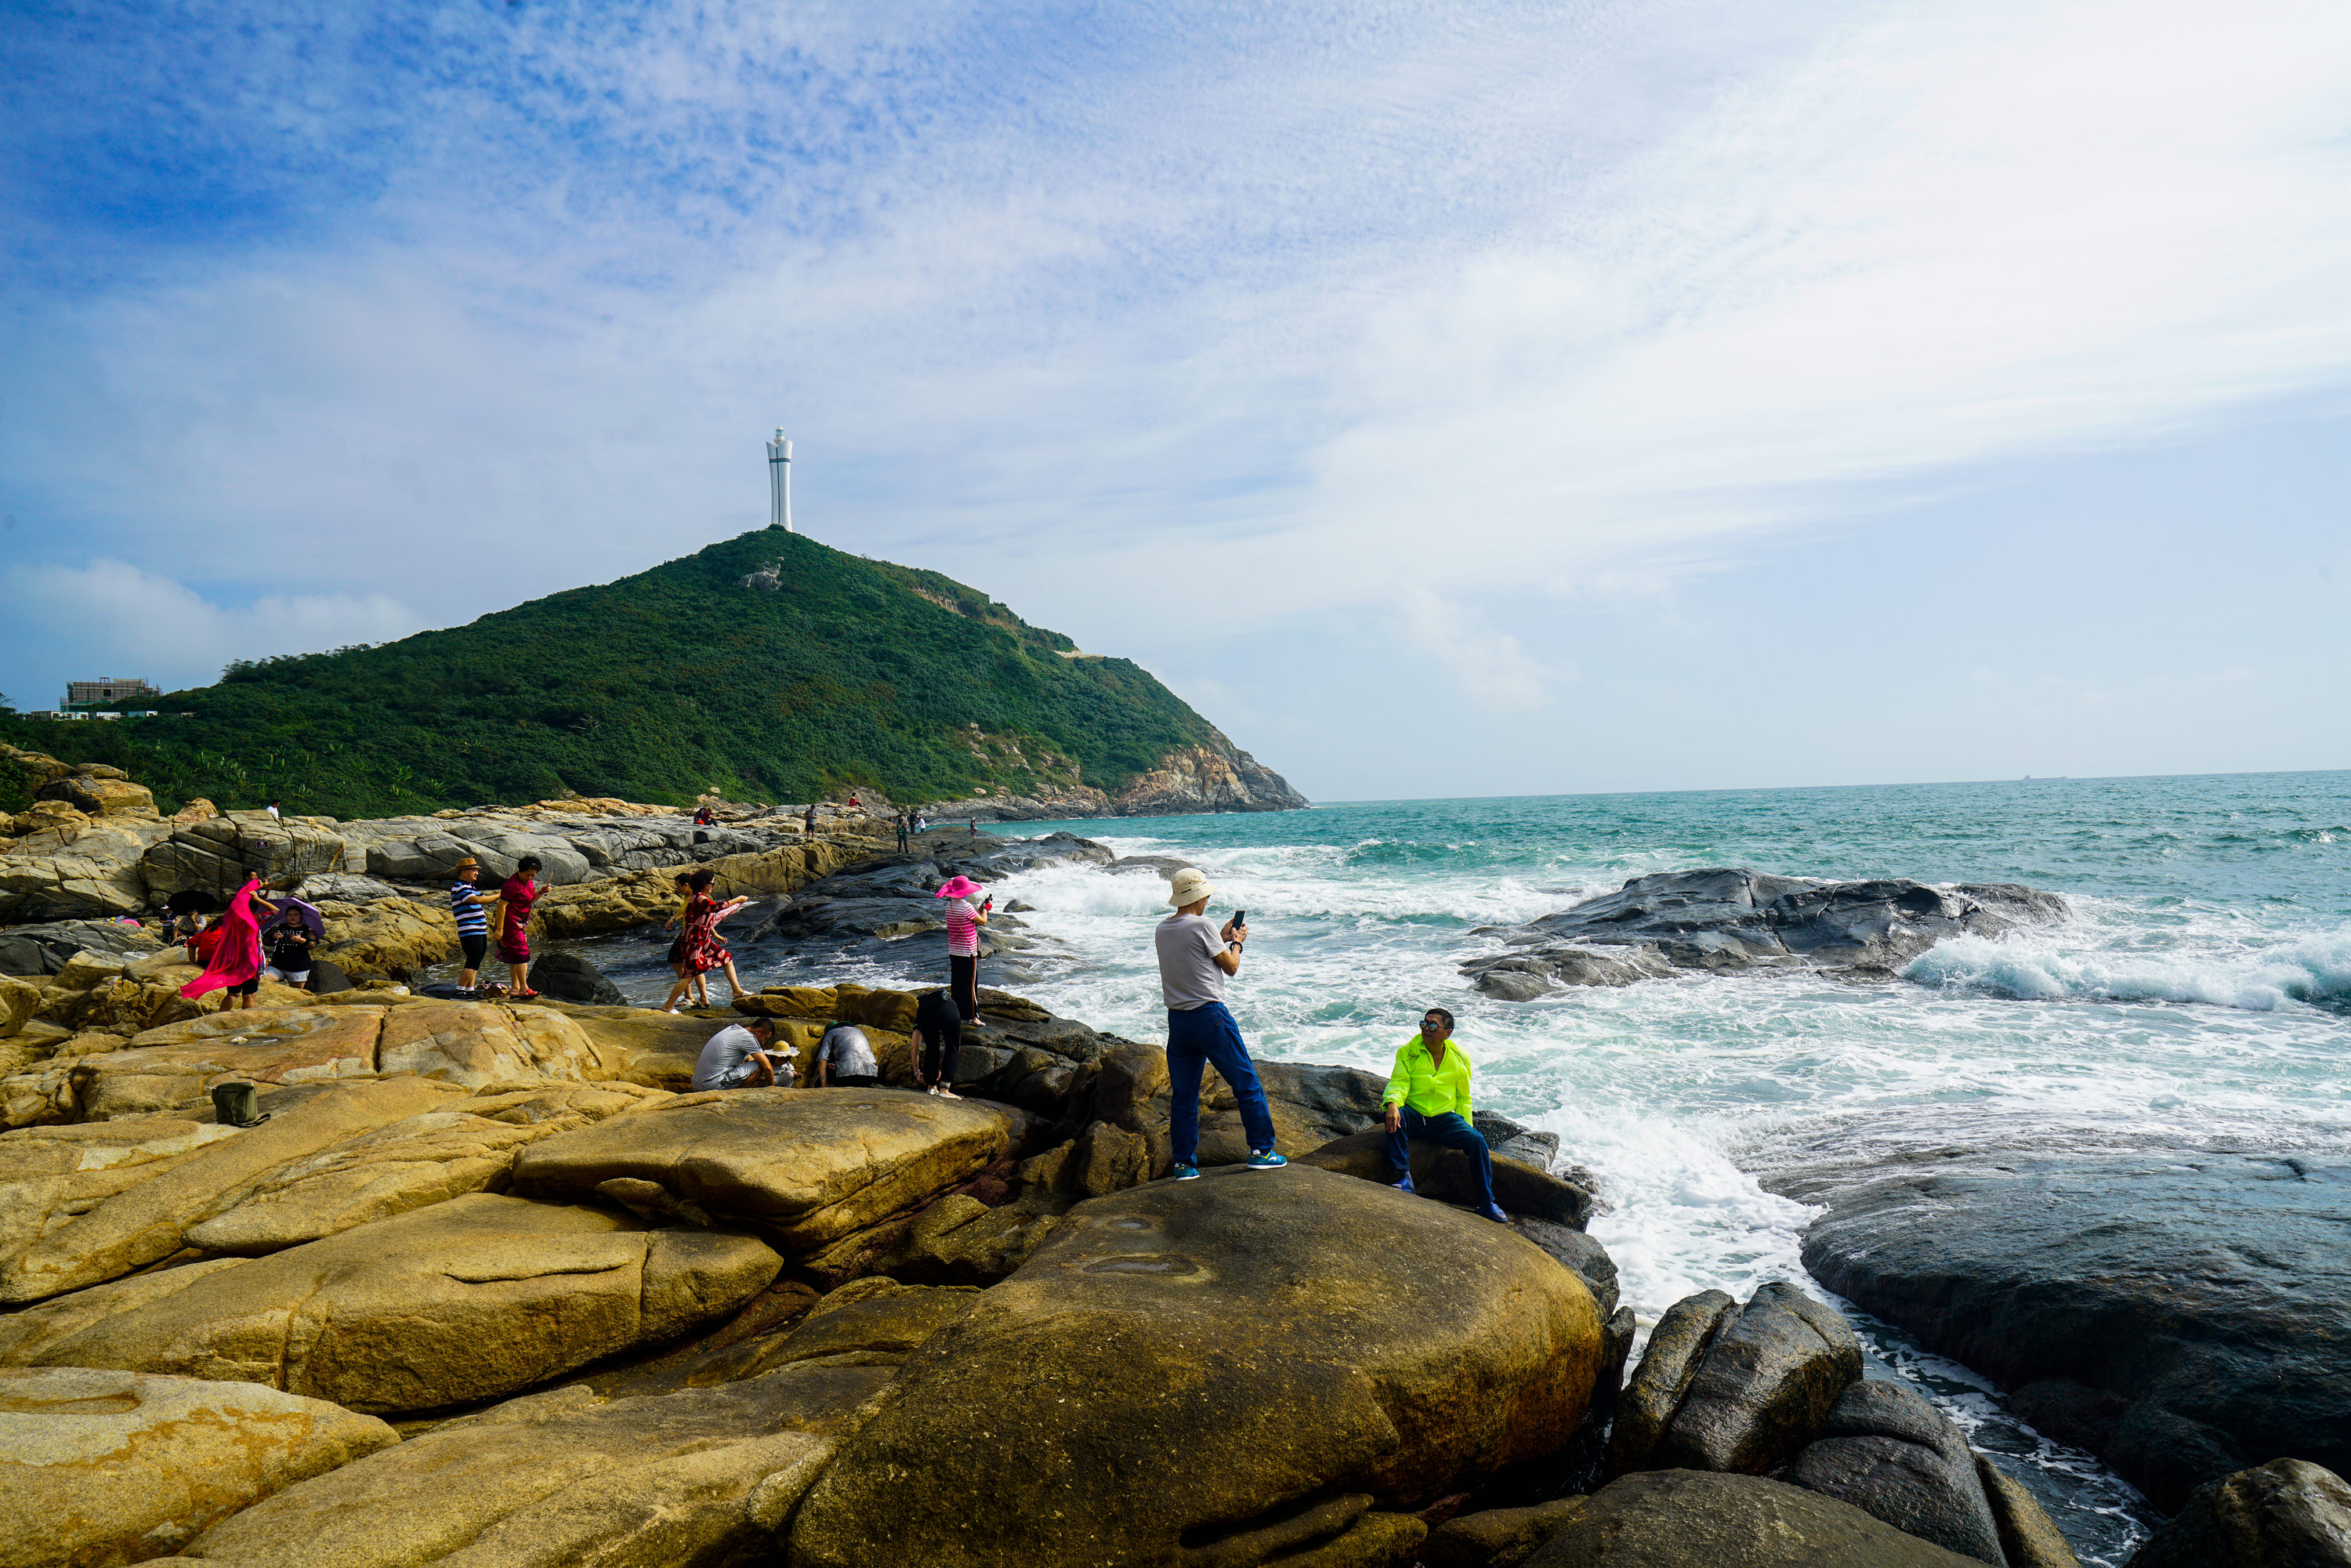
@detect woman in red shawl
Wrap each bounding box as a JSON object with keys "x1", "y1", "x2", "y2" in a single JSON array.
[
  {"x1": 179, "y1": 879, "x2": 270, "y2": 1010},
  {"x1": 661, "y1": 868, "x2": 749, "y2": 1013}
]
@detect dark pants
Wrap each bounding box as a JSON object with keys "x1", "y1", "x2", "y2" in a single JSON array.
[
  {"x1": 831, "y1": 1074, "x2": 881, "y2": 1088},
  {"x1": 920, "y1": 1015, "x2": 962, "y2": 1085},
  {"x1": 1165, "y1": 1001, "x2": 1276, "y2": 1166},
  {"x1": 1387, "y1": 1108, "x2": 1496, "y2": 1213},
  {"x1": 950, "y1": 954, "x2": 979, "y2": 1020},
  {"x1": 460, "y1": 933, "x2": 488, "y2": 969}
]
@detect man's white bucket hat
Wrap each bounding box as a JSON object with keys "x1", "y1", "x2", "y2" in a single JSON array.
[{"x1": 1167, "y1": 867, "x2": 1216, "y2": 908}]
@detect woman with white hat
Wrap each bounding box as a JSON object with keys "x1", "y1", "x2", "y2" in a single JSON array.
[
  {"x1": 935, "y1": 875, "x2": 990, "y2": 1019},
  {"x1": 1154, "y1": 866, "x2": 1284, "y2": 1179}
]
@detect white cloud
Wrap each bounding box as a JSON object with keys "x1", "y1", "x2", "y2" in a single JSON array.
[
  {"x1": 3, "y1": 0, "x2": 2348, "y2": 664},
  {"x1": 1398, "y1": 589, "x2": 1554, "y2": 712},
  {"x1": 0, "y1": 560, "x2": 422, "y2": 697}
]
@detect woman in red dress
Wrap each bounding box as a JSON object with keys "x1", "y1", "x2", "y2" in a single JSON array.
[
  {"x1": 492, "y1": 855, "x2": 542, "y2": 999},
  {"x1": 662, "y1": 867, "x2": 750, "y2": 1013}
]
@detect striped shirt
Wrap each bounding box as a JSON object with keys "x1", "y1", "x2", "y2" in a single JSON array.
[
  {"x1": 451, "y1": 882, "x2": 489, "y2": 935},
  {"x1": 943, "y1": 898, "x2": 980, "y2": 956}
]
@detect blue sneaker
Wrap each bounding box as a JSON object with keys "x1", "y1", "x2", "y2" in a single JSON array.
[
  {"x1": 1244, "y1": 1150, "x2": 1288, "y2": 1171},
  {"x1": 1484, "y1": 1204, "x2": 1510, "y2": 1222},
  {"x1": 1394, "y1": 1172, "x2": 1418, "y2": 1195},
  {"x1": 1168, "y1": 1163, "x2": 1200, "y2": 1182}
]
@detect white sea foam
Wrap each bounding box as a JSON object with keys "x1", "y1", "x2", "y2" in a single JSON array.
[{"x1": 1907, "y1": 924, "x2": 2351, "y2": 1012}]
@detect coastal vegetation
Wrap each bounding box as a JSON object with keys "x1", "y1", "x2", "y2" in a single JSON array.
[{"x1": 0, "y1": 530, "x2": 1220, "y2": 819}]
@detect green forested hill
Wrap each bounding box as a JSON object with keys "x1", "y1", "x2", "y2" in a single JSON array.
[{"x1": 0, "y1": 530, "x2": 1223, "y2": 818}]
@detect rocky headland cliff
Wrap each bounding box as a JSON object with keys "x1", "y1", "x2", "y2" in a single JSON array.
[
  {"x1": 0, "y1": 526, "x2": 1307, "y2": 823},
  {"x1": 0, "y1": 756, "x2": 2343, "y2": 1567}
]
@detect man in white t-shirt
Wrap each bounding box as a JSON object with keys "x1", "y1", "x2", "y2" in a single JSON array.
[
  {"x1": 1153, "y1": 867, "x2": 1283, "y2": 1182},
  {"x1": 691, "y1": 1019, "x2": 787, "y2": 1092}
]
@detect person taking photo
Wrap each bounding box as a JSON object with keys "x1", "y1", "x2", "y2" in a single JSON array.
[{"x1": 1154, "y1": 867, "x2": 1284, "y2": 1181}]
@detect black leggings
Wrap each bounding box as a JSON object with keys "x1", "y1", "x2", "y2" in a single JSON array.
[
  {"x1": 950, "y1": 954, "x2": 979, "y2": 1021},
  {"x1": 920, "y1": 1013, "x2": 963, "y2": 1084},
  {"x1": 460, "y1": 933, "x2": 488, "y2": 969}
]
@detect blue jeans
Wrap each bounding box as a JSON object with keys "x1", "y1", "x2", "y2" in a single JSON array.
[
  {"x1": 1387, "y1": 1108, "x2": 1496, "y2": 1212},
  {"x1": 1165, "y1": 1002, "x2": 1277, "y2": 1165}
]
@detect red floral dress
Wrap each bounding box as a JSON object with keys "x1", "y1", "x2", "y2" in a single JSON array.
[{"x1": 680, "y1": 893, "x2": 729, "y2": 975}]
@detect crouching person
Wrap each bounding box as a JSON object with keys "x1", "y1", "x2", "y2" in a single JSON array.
[
  {"x1": 813, "y1": 1022, "x2": 882, "y2": 1088},
  {"x1": 1383, "y1": 1007, "x2": 1506, "y2": 1222},
  {"x1": 691, "y1": 1017, "x2": 790, "y2": 1092}
]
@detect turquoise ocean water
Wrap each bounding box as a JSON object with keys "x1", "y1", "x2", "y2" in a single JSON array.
[{"x1": 977, "y1": 770, "x2": 2351, "y2": 1563}]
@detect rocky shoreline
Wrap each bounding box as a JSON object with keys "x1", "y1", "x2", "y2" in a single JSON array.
[{"x1": 2, "y1": 755, "x2": 2346, "y2": 1567}]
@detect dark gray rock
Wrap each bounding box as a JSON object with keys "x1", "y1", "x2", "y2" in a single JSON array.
[
  {"x1": 1105, "y1": 854, "x2": 1194, "y2": 878},
  {"x1": 306, "y1": 958, "x2": 353, "y2": 995},
  {"x1": 1609, "y1": 1290, "x2": 1740, "y2": 1478},
  {"x1": 1655, "y1": 1283, "x2": 1864, "y2": 1476},
  {"x1": 527, "y1": 951, "x2": 628, "y2": 1006},
  {"x1": 1524, "y1": 1469, "x2": 1988, "y2": 1566},
  {"x1": 1510, "y1": 1218, "x2": 1620, "y2": 1317},
  {"x1": 0, "y1": 918, "x2": 164, "y2": 976},
  {"x1": 1768, "y1": 1144, "x2": 2351, "y2": 1512},
  {"x1": 2125, "y1": 1458, "x2": 2351, "y2": 1568},
  {"x1": 1298, "y1": 1128, "x2": 1597, "y2": 1227},
  {"x1": 1781, "y1": 1382, "x2": 2007, "y2": 1566},
  {"x1": 1465, "y1": 869, "x2": 2067, "y2": 995}
]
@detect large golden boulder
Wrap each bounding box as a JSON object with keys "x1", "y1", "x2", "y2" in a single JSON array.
[
  {"x1": 72, "y1": 1009, "x2": 393, "y2": 1120},
  {"x1": 0, "y1": 1367, "x2": 395, "y2": 1568},
  {"x1": 0, "y1": 1076, "x2": 462, "y2": 1303},
  {"x1": 375, "y1": 1001, "x2": 623, "y2": 1086},
  {"x1": 4, "y1": 1192, "x2": 780, "y2": 1414},
  {"x1": 182, "y1": 1081, "x2": 670, "y2": 1256},
  {"x1": 511, "y1": 1087, "x2": 1009, "y2": 1282},
  {"x1": 787, "y1": 1165, "x2": 1603, "y2": 1568},
  {"x1": 161, "y1": 1363, "x2": 878, "y2": 1568},
  {"x1": 311, "y1": 896, "x2": 455, "y2": 981}
]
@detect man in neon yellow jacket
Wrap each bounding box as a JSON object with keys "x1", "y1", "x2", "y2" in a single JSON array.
[{"x1": 1382, "y1": 1006, "x2": 1506, "y2": 1222}]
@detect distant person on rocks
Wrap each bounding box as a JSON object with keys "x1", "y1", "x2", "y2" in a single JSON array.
[
  {"x1": 968, "y1": 817, "x2": 978, "y2": 838},
  {"x1": 1154, "y1": 867, "x2": 1284, "y2": 1180},
  {"x1": 264, "y1": 799, "x2": 281, "y2": 820},
  {"x1": 690, "y1": 1017, "x2": 787, "y2": 1091},
  {"x1": 911, "y1": 987, "x2": 964, "y2": 1097},
  {"x1": 803, "y1": 803, "x2": 818, "y2": 836},
  {"x1": 663, "y1": 867, "x2": 749, "y2": 1012},
  {"x1": 180, "y1": 879, "x2": 271, "y2": 1012},
  {"x1": 449, "y1": 857, "x2": 493, "y2": 990},
  {"x1": 935, "y1": 875, "x2": 990, "y2": 1019},
  {"x1": 814, "y1": 1023, "x2": 881, "y2": 1088},
  {"x1": 491, "y1": 856, "x2": 542, "y2": 999},
  {"x1": 915, "y1": 813, "x2": 928, "y2": 833},
  {"x1": 895, "y1": 813, "x2": 911, "y2": 853},
  {"x1": 1382, "y1": 1007, "x2": 1505, "y2": 1222},
  {"x1": 693, "y1": 803, "x2": 716, "y2": 827}
]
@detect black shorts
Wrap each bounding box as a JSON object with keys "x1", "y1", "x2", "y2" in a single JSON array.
[
  {"x1": 460, "y1": 933, "x2": 488, "y2": 968},
  {"x1": 228, "y1": 976, "x2": 260, "y2": 998}
]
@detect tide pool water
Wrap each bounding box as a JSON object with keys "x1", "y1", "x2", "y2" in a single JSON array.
[{"x1": 969, "y1": 770, "x2": 2351, "y2": 1563}]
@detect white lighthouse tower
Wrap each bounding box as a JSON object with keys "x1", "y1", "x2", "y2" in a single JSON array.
[{"x1": 767, "y1": 429, "x2": 793, "y2": 533}]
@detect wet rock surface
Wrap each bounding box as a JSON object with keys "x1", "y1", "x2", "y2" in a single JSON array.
[
  {"x1": 1768, "y1": 1142, "x2": 2351, "y2": 1512},
  {"x1": 2123, "y1": 1458, "x2": 2351, "y2": 1568},
  {"x1": 1781, "y1": 1382, "x2": 2009, "y2": 1566},
  {"x1": 1525, "y1": 1469, "x2": 1988, "y2": 1567},
  {"x1": 1464, "y1": 867, "x2": 2067, "y2": 996}
]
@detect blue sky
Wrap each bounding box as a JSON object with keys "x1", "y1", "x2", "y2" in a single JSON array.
[{"x1": 4, "y1": 0, "x2": 2347, "y2": 800}]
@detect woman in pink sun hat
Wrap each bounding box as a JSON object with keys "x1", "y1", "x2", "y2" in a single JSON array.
[{"x1": 935, "y1": 875, "x2": 991, "y2": 1019}]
